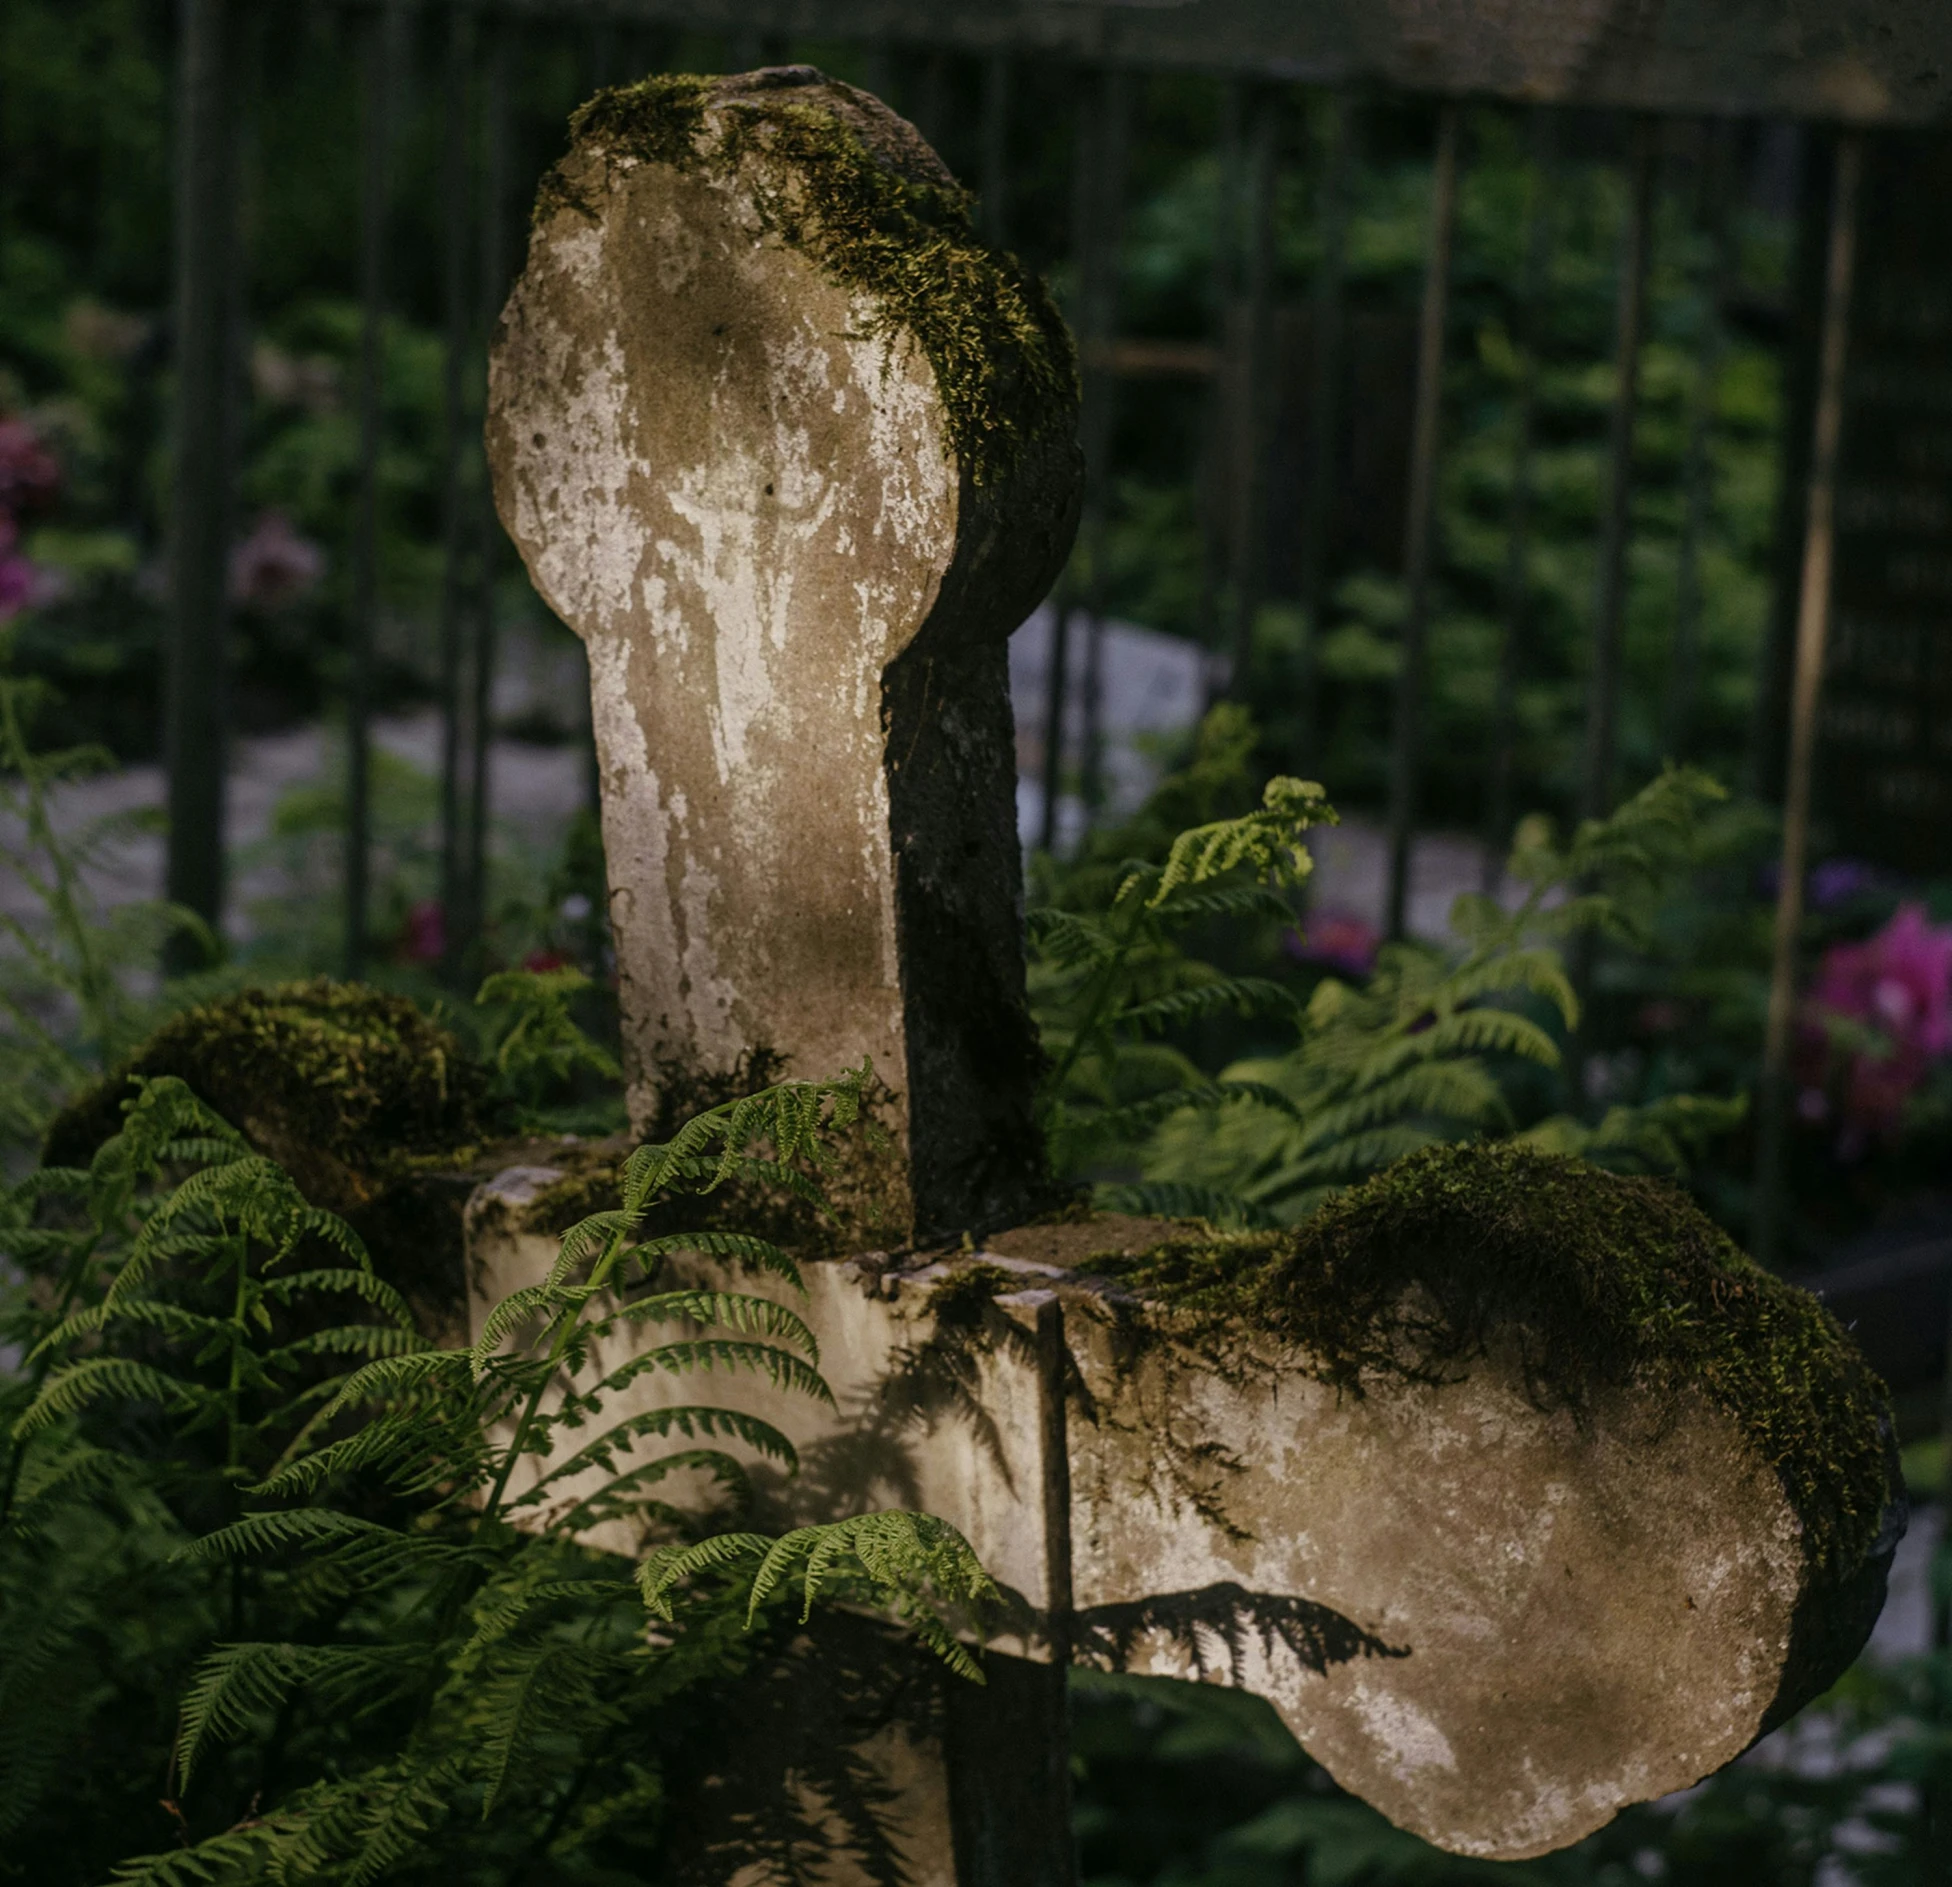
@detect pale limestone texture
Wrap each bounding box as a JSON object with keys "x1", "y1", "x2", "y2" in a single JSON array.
[
  {"x1": 486, "y1": 71, "x2": 1077, "y2": 1240},
  {"x1": 474, "y1": 64, "x2": 1891, "y2": 1875},
  {"x1": 466, "y1": 1189, "x2": 1848, "y2": 1860}
]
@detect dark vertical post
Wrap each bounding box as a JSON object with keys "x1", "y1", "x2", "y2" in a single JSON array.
[
  {"x1": 437, "y1": 0, "x2": 473, "y2": 986},
  {"x1": 980, "y1": 52, "x2": 1012, "y2": 249},
  {"x1": 943, "y1": 1296, "x2": 1078, "y2": 1887},
  {"x1": 1223, "y1": 83, "x2": 1279, "y2": 694},
  {"x1": 346, "y1": 0, "x2": 400, "y2": 981},
  {"x1": 1668, "y1": 119, "x2": 1733, "y2": 761},
  {"x1": 1195, "y1": 82, "x2": 1247, "y2": 698},
  {"x1": 1754, "y1": 134, "x2": 1861, "y2": 1270},
  {"x1": 1040, "y1": 64, "x2": 1126, "y2": 849},
  {"x1": 1076, "y1": 64, "x2": 1129, "y2": 819},
  {"x1": 1581, "y1": 118, "x2": 1656, "y2": 825},
  {"x1": 1037, "y1": 602, "x2": 1075, "y2": 855},
  {"x1": 164, "y1": 0, "x2": 242, "y2": 961},
  {"x1": 1384, "y1": 101, "x2": 1461, "y2": 942},
  {"x1": 1294, "y1": 89, "x2": 1353, "y2": 767},
  {"x1": 1482, "y1": 107, "x2": 1555, "y2": 890},
  {"x1": 914, "y1": 47, "x2": 949, "y2": 150},
  {"x1": 466, "y1": 12, "x2": 511, "y2": 969},
  {"x1": 1748, "y1": 127, "x2": 1821, "y2": 802}
]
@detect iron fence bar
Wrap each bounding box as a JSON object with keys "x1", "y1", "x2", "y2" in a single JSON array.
[
  {"x1": 163, "y1": 0, "x2": 244, "y2": 960},
  {"x1": 1075, "y1": 62, "x2": 1129, "y2": 820},
  {"x1": 1667, "y1": 117, "x2": 1734, "y2": 762},
  {"x1": 1293, "y1": 87, "x2": 1353, "y2": 770},
  {"x1": 1194, "y1": 78, "x2": 1246, "y2": 703},
  {"x1": 465, "y1": 6, "x2": 510, "y2": 965},
  {"x1": 345, "y1": 0, "x2": 403, "y2": 980},
  {"x1": 1754, "y1": 132, "x2": 1861, "y2": 1269},
  {"x1": 437, "y1": 0, "x2": 474, "y2": 986},
  {"x1": 1580, "y1": 116, "x2": 1656, "y2": 826},
  {"x1": 979, "y1": 51, "x2": 1012, "y2": 249},
  {"x1": 1221, "y1": 80, "x2": 1279, "y2": 699},
  {"x1": 1481, "y1": 104, "x2": 1556, "y2": 892},
  {"x1": 1038, "y1": 61, "x2": 1125, "y2": 850},
  {"x1": 1746, "y1": 126, "x2": 1821, "y2": 804},
  {"x1": 1383, "y1": 99, "x2": 1460, "y2": 942}
]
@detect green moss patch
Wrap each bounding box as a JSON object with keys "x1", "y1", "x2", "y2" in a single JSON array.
[
  {"x1": 1104, "y1": 1144, "x2": 1895, "y2": 1585},
  {"x1": 542, "y1": 67, "x2": 1077, "y2": 490},
  {"x1": 43, "y1": 979, "x2": 496, "y2": 1207}
]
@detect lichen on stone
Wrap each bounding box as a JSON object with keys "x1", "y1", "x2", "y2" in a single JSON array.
[
  {"x1": 536, "y1": 66, "x2": 1078, "y2": 491},
  {"x1": 1101, "y1": 1143, "x2": 1898, "y2": 1587}
]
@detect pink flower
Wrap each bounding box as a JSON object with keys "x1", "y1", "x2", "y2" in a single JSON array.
[
  {"x1": 1804, "y1": 901, "x2": 1952, "y2": 1144},
  {"x1": 401, "y1": 900, "x2": 445, "y2": 965},
  {"x1": 1809, "y1": 903, "x2": 1952, "y2": 1058},
  {"x1": 0, "y1": 416, "x2": 61, "y2": 519},
  {"x1": 229, "y1": 510, "x2": 325, "y2": 610},
  {"x1": 522, "y1": 949, "x2": 569, "y2": 973},
  {"x1": 1286, "y1": 911, "x2": 1380, "y2": 979},
  {"x1": 0, "y1": 513, "x2": 58, "y2": 623}
]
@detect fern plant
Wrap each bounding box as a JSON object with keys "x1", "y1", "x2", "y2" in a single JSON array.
[
  {"x1": 0, "y1": 660, "x2": 208, "y2": 1150},
  {"x1": 3, "y1": 1066, "x2": 992, "y2": 1883},
  {"x1": 474, "y1": 965, "x2": 622, "y2": 1120},
  {"x1": 1029, "y1": 707, "x2": 1335, "y2": 1182},
  {"x1": 1130, "y1": 766, "x2": 1748, "y2": 1225}
]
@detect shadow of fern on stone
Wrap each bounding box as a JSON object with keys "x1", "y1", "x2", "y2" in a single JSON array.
[
  {"x1": 658, "y1": 1611, "x2": 947, "y2": 1887},
  {"x1": 1075, "y1": 1583, "x2": 1409, "y2": 1687}
]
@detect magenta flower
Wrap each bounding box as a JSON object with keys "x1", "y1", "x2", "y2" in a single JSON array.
[
  {"x1": 229, "y1": 510, "x2": 325, "y2": 611},
  {"x1": 0, "y1": 416, "x2": 61, "y2": 519},
  {"x1": 400, "y1": 899, "x2": 446, "y2": 966},
  {"x1": 0, "y1": 513, "x2": 55, "y2": 623},
  {"x1": 1804, "y1": 901, "x2": 1952, "y2": 1145},
  {"x1": 1286, "y1": 910, "x2": 1381, "y2": 979}
]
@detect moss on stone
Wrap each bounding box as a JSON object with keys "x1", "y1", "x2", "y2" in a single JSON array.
[
  {"x1": 538, "y1": 66, "x2": 1078, "y2": 491},
  {"x1": 42, "y1": 981, "x2": 503, "y2": 1341},
  {"x1": 495, "y1": 1050, "x2": 910, "y2": 1261},
  {"x1": 44, "y1": 979, "x2": 496, "y2": 1195},
  {"x1": 1103, "y1": 1144, "x2": 1896, "y2": 1587}
]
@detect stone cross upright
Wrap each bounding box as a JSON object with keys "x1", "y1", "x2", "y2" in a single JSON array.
[
  {"x1": 487, "y1": 65, "x2": 1078, "y2": 1243},
  {"x1": 482, "y1": 68, "x2": 1902, "y2": 1885}
]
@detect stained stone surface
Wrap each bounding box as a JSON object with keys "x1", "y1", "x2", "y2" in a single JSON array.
[
  {"x1": 474, "y1": 64, "x2": 1899, "y2": 1872},
  {"x1": 466, "y1": 1184, "x2": 1901, "y2": 1861},
  {"x1": 486, "y1": 67, "x2": 1079, "y2": 1242}
]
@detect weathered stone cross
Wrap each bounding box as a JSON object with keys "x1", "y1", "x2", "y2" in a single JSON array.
[{"x1": 481, "y1": 68, "x2": 1900, "y2": 1885}]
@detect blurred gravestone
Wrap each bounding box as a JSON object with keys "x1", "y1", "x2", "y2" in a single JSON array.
[{"x1": 484, "y1": 66, "x2": 1904, "y2": 1884}]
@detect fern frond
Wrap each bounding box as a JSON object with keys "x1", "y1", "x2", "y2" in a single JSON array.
[
  {"x1": 180, "y1": 1507, "x2": 403, "y2": 1562},
  {"x1": 518, "y1": 1406, "x2": 799, "y2": 1501},
  {"x1": 1117, "y1": 976, "x2": 1295, "y2": 1035},
  {"x1": 626, "y1": 1228, "x2": 805, "y2": 1288},
  {"x1": 14, "y1": 1357, "x2": 208, "y2": 1438},
  {"x1": 476, "y1": 1644, "x2": 613, "y2": 1814},
  {"x1": 171, "y1": 1642, "x2": 420, "y2": 1790},
  {"x1": 543, "y1": 1448, "x2": 758, "y2": 1531},
  {"x1": 261, "y1": 1267, "x2": 415, "y2": 1328},
  {"x1": 309, "y1": 1350, "x2": 471, "y2": 1427},
  {"x1": 637, "y1": 1532, "x2": 771, "y2": 1618},
  {"x1": 470, "y1": 1284, "x2": 592, "y2": 1375},
  {"x1": 463, "y1": 1579, "x2": 634, "y2": 1655},
  {"x1": 593, "y1": 1290, "x2": 817, "y2": 1359},
  {"x1": 590, "y1": 1340, "x2": 832, "y2": 1406}
]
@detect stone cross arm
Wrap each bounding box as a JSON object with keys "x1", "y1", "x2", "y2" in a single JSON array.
[
  {"x1": 481, "y1": 69, "x2": 1901, "y2": 1875},
  {"x1": 468, "y1": 1168, "x2": 1903, "y2": 1863}
]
